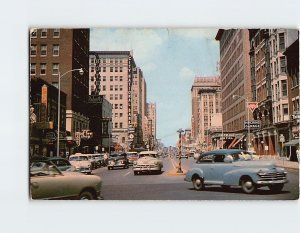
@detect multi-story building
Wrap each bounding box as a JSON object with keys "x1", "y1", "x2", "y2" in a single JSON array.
[
  {"x1": 30, "y1": 28, "x2": 90, "y2": 156},
  {"x1": 146, "y1": 103, "x2": 157, "y2": 149},
  {"x1": 215, "y1": 29, "x2": 253, "y2": 150},
  {"x1": 142, "y1": 78, "x2": 148, "y2": 146},
  {"x1": 249, "y1": 29, "x2": 298, "y2": 156},
  {"x1": 191, "y1": 76, "x2": 222, "y2": 151},
  {"x1": 89, "y1": 51, "x2": 137, "y2": 151}
]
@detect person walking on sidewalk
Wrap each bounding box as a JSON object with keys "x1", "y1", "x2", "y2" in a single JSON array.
[{"x1": 296, "y1": 146, "x2": 300, "y2": 163}]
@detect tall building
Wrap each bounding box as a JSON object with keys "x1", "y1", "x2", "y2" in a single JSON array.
[
  {"x1": 147, "y1": 103, "x2": 157, "y2": 149},
  {"x1": 215, "y1": 29, "x2": 253, "y2": 150},
  {"x1": 89, "y1": 51, "x2": 137, "y2": 151},
  {"x1": 142, "y1": 78, "x2": 148, "y2": 146},
  {"x1": 191, "y1": 76, "x2": 222, "y2": 151},
  {"x1": 30, "y1": 28, "x2": 90, "y2": 155},
  {"x1": 249, "y1": 29, "x2": 299, "y2": 156}
]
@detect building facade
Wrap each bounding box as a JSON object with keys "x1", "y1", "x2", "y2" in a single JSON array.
[
  {"x1": 191, "y1": 76, "x2": 222, "y2": 151},
  {"x1": 89, "y1": 51, "x2": 137, "y2": 151},
  {"x1": 146, "y1": 103, "x2": 157, "y2": 149},
  {"x1": 30, "y1": 28, "x2": 90, "y2": 156},
  {"x1": 215, "y1": 29, "x2": 253, "y2": 150}
]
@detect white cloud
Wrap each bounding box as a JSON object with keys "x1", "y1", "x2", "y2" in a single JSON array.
[
  {"x1": 91, "y1": 28, "x2": 167, "y2": 69},
  {"x1": 179, "y1": 67, "x2": 195, "y2": 81}
]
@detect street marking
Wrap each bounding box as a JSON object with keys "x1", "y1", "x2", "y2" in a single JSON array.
[{"x1": 123, "y1": 171, "x2": 131, "y2": 176}]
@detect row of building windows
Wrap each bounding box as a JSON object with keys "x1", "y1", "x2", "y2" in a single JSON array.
[
  {"x1": 30, "y1": 44, "x2": 60, "y2": 57},
  {"x1": 113, "y1": 122, "x2": 124, "y2": 128},
  {"x1": 90, "y1": 58, "x2": 125, "y2": 64},
  {"x1": 30, "y1": 63, "x2": 59, "y2": 75},
  {"x1": 91, "y1": 66, "x2": 124, "y2": 72},
  {"x1": 31, "y1": 29, "x2": 60, "y2": 38},
  {"x1": 91, "y1": 76, "x2": 124, "y2": 82}
]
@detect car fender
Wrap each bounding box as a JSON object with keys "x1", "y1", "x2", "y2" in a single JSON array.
[
  {"x1": 186, "y1": 168, "x2": 204, "y2": 182},
  {"x1": 223, "y1": 168, "x2": 259, "y2": 186}
]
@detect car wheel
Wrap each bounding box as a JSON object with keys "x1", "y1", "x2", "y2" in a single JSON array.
[
  {"x1": 192, "y1": 176, "x2": 204, "y2": 191},
  {"x1": 134, "y1": 171, "x2": 138, "y2": 175},
  {"x1": 241, "y1": 177, "x2": 256, "y2": 194},
  {"x1": 108, "y1": 167, "x2": 111, "y2": 170},
  {"x1": 268, "y1": 184, "x2": 284, "y2": 193},
  {"x1": 79, "y1": 191, "x2": 94, "y2": 200}
]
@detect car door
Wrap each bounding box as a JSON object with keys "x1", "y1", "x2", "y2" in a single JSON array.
[
  {"x1": 210, "y1": 154, "x2": 232, "y2": 184},
  {"x1": 197, "y1": 153, "x2": 215, "y2": 183}
]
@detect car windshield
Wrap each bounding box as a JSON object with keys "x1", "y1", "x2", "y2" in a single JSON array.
[
  {"x1": 231, "y1": 152, "x2": 253, "y2": 161},
  {"x1": 127, "y1": 153, "x2": 138, "y2": 157},
  {"x1": 110, "y1": 154, "x2": 120, "y2": 158},
  {"x1": 139, "y1": 154, "x2": 156, "y2": 158},
  {"x1": 30, "y1": 161, "x2": 61, "y2": 176}
]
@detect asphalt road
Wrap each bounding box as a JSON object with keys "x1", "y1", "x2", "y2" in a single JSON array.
[{"x1": 92, "y1": 157, "x2": 299, "y2": 200}]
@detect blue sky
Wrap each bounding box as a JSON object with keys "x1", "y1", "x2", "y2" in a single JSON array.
[{"x1": 90, "y1": 28, "x2": 220, "y2": 146}]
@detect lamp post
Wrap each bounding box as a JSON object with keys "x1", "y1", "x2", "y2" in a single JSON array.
[
  {"x1": 57, "y1": 68, "x2": 84, "y2": 157},
  {"x1": 177, "y1": 128, "x2": 184, "y2": 173},
  {"x1": 233, "y1": 94, "x2": 251, "y2": 151}
]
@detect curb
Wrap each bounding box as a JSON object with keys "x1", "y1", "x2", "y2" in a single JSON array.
[{"x1": 166, "y1": 169, "x2": 187, "y2": 176}]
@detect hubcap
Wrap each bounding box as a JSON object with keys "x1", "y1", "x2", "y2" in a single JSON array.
[{"x1": 244, "y1": 181, "x2": 253, "y2": 189}]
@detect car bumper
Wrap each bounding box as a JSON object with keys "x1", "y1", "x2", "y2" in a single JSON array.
[
  {"x1": 133, "y1": 166, "x2": 160, "y2": 171},
  {"x1": 108, "y1": 164, "x2": 126, "y2": 168},
  {"x1": 256, "y1": 179, "x2": 288, "y2": 185}
]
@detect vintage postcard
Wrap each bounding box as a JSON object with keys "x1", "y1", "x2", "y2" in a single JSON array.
[{"x1": 29, "y1": 28, "x2": 299, "y2": 200}]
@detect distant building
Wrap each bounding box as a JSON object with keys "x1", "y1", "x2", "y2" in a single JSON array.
[
  {"x1": 216, "y1": 29, "x2": 252, "y2": 150},
  {"x1": 147, "y1": 103, "x2": 157, "y2": 149},
  {"x1": 191, "y1": 76, "x2": 222, "y2": 151}
]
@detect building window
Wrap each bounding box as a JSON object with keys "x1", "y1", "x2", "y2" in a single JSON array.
[
  {"x1": 103, "y1": 76, "x2": 106, "y2": 81},
  {"x1": 120, "y1": 123, "x2": 123, "y2": 128},
  {"x1": 115, "y1": 122, "x2": 118, "y2": 128},
  {"x1": 30, "y1": 44, "x2": 37, "y2": 56},
  {"x1": 110, "y1": 85, "x2": 113, "y2": 91},
  {"x1": 280, "y1": 56, "x2": 286, "y2": 73},
  {"x1": 283, "y1": 104, "x2": 289, "y2": 115},
  {"x1": 110, "y1": 59, "x2": 113, "y2": 64},
  {"x1": 120, "y1": 94, "x2": 123, "y2": 100},
  {"x1": 91, "y1": 85, "x2": 95, "y2": 92},
  {"x1": 120, "y1": 113, "x2": 123, "y2": 117},
  {"x1": 40, "y1": 63, "x2": 46, "y2": 75},
  {"x1": 30, "y1": 29, "x2": 37, "y2": 38},
  {"x1": 91, "y1": 76, "x2": 94, "y2": 81},
  {"x1": 91, "y1": 66, "x2": 95, "y2": 72},
  {"x1": 41, "y1": 44, "x2": 47, "y2": 56},
  {"x1": 110, "y1": 94, "x2": 113, "y2": 100},
  {"x1": 53, "y1": 44, "x2": 59, "y2": 56},
  {"x1": 279, "y1": 33, "x2": 285, "y2": 50},
  {"x1": 91, "y1": 58, "x2": 95, "y2": 64},
  {"x1": 110, "y1": 67, "x2": 113, "y2": 72},
  {"x1": 103, "y1": 67, "x2": 106, "y2": 72},
  {"x1": 103, "y1": 85, "x2": 106, "y2": 91},
  {"x1": 115, "y1": 76, "x2": 118, "y2": 81},
  {"x1": 53, "y1": 29, "x2": 60, "y2": 38},
  {"x1": 120, "y1": 104, "x2": 123, "y2": 109},
  {"x1": 115, "y1": 85, "x2": 118, "y2": 91},
  {"x1": 115, "y1": 94, "x2": 118, "y2": 100},
  {"x1": 115, "y1": 104, "x2": 118, "y2": 109},
  {"x1": 282, "y1": 80, "x2": 287, "y2": 96},
  {"x1": 120, "y1": 76, "x2": 123, "y2": 81},
  {"x1": 41, "y1": 29, "x2": 47, "y2": 38},
  {"x1": 52, "y1": 63, "x2": 59, "y2": 75},
  {"x1": 120, "y1": 85, "x2": 123, "y2": 91},
  {"x1": 30, "y1": 63, "x2": 36, "y2": 75},
  {"x1": 115, "y1": 67, "x2": 118, "y2": 72},
  {"x1": 110, "y1": 76, "x2": 113, "y2": 81},
  {"x1": 120, "y1": 67, "x2": 123, "y2": 72}
]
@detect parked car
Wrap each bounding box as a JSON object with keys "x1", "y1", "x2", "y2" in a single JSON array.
[
  {"x1": 126, "y1": 152, "x2": 139, "y2": 165},
  {"x1": 108, "y1": 153, "x2": 129, "y2": 170},
  {"x1": 69, "y1": 153, "x2": 92, "y2": 174},
  {"x1": 93, "y1": 153, "x2": 105, "y2": 167},
  {"x1": 30, "y1": 158, "x2": 103, "y2": 200},
  {"x1": 184, "y1": 149, "x2": 288, "y2": 194},
  {"x1": 133, "y1": 151, "x2": 163, "y2": 175},
  {"x1": 86, "y1": 154, "x2": 98, "y2": 169},
  {"x1": 33, "y1": 156, "x2": 77, "y2": 172}
]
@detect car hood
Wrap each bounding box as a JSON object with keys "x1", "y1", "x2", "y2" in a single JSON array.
[
  {"x1": 233, "y1": 159, "x2": 276, "y2": 168},
  {"x1": 69, "y1": 160, "x2": 91, "y2": 167}
]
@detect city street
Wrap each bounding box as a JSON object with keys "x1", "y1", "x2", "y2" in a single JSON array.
[{"x1": 92, "y1": 157, "x2": 299, "y2": 200}]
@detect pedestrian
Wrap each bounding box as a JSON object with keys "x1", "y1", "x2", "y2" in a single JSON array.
[
  {"x1": 103, "y1": 152, "x2": 108, "y2": 166},
  {"x1": 296, "y1": 146, "x2": 300, "y2": 163}
]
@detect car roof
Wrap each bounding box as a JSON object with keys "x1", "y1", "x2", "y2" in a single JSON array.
[
  {"x1": 31, "y1": 156, "x2": 67, "y2": 161},
  {"x1": 201, "y1": 149, "x2": 246, "y2": 155}
]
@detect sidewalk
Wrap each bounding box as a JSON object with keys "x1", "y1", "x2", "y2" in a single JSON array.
[{"x1": 258, "y1": 155, "x2": 299, "y2": 170}]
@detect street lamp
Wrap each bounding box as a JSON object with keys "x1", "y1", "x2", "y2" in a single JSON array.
[
  {"x1": 177, "y1": 128, "x2": 184, "y2": 173},
  {"x1": 57, "y1": 68, "x2": 84, "y2": 157},
  {"x1": 232, "y1": 94, "x2": 251, "y2": 151}
]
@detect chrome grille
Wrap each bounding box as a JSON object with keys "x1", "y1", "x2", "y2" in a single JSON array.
[
  {"x1": 135, "y1": 164, "x2": 156, "y2": 168},
  {"x1": 258, "y1": 172, "x2": 286, "y2": 181}
]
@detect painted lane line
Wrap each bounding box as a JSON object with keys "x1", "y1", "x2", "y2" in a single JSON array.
[{"x1": 123, "y1": 171, "x2": 131, "y2": 176}]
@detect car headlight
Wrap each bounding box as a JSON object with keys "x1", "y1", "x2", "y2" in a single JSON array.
[
  {"x1": 154, "y1": 161, "x2": 158, "y2": 165},
  {"x1": 133, "y1": 161, "x2": 137, "y2": 165}
]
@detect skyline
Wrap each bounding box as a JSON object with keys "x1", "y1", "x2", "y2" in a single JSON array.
[{"x1": 90, "y1": 28, "x2": 220, "y2": 146}]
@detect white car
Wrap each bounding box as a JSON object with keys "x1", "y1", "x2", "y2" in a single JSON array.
[
  {"x1": 133, "y1": 151, "x2": 163, "y2": 175},
  {"x1": 69, "y1": 153, "x2": 92, "y2": 174}
]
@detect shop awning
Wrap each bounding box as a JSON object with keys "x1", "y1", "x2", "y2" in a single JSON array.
[
  {"x1": 284, "y1": 139, "x2": 299, "y2": 147},
  {"x1": 228, "y1": 138, "x2": 238, "y2": 149},
  {"x1": 232, "y1": 136, "x2": 245, "y2": 147}
]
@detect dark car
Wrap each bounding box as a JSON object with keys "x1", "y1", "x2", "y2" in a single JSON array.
[
  {"x1": 108, "y1": 153, "x2": 129, "y2": 170},
  {"x1": 126, "y1": 152, "x2": 138, "y2": 165},
  {"x1": 31, "y1": 156, "x2": 77, "y2": 172}
]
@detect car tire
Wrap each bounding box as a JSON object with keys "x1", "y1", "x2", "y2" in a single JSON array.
[
  {"x1": 108, "y1": 167, "x2": 111, "y2": 170},
  {"x1": 268, "y1": 184, "x2": 284, "y2": 193},
  {"x1": 134, "y1": 171, "x2": 138, "y2": 175},
  {"x1": 192, "y1": 176, "x2": 204, "y2": 191},
  {"x1": 79, "y1": 191, "x2": 94, "y2": 200},
  {"x1": 241, "y1": 177, "x2": 256, "y2": 194}
]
